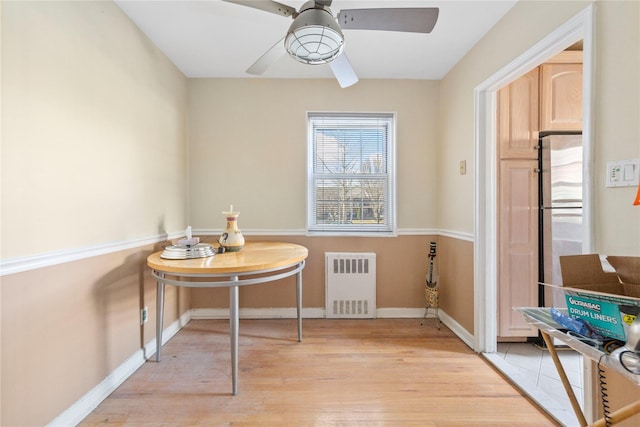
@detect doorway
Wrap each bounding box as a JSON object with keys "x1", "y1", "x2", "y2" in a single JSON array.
[
  {"x1": 473, "y1": 3, "x2": 594, "y2": 354},
  {"x1": 473, "y1": 3, "x2": 595, "y2": 421}
]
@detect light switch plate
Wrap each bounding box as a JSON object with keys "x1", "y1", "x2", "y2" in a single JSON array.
[
  {"x1": 606, "y1": 159, "x2": 640, "y2": 187},
  {"x1": 459, "y1": 160, "x2": 467, "y2": 175}
]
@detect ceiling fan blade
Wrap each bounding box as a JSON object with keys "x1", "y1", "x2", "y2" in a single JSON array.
[
  {"x1": 246, "y1": 37, "x2": 286, "y2": 75},
  {"x1": 329, "y1": 53, "x2": 359, "y2": 88},
  {"x1": 337, "y1": 8, "x2": 439, "y2": 33},
  {"x1": 223, "y1": 0, "x2": 296, "y2": 18}
]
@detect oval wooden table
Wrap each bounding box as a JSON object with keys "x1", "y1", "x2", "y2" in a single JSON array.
[{"x1": 147, "y1": 241, "x2": 308, "y2": 395}]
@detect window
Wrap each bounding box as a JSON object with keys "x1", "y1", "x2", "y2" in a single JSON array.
[{"x1": 307, "y1": 112, "x2": 396, "y2": 235}]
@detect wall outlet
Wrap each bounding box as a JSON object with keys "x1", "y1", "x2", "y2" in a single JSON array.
[
  {"x1": 459, "y1": 160, "x2": 467, "y2": 175},
  {"x1": 140, "y1": 307, "x2": 148, "y2": 325}
]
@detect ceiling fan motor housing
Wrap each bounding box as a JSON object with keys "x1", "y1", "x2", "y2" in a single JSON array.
[
  {"x1": 228, "y1": 0, "x2": 439, "y2": 87},
  {"x1": 285, "y1": 2, "x2": 344, "y2": 64}
]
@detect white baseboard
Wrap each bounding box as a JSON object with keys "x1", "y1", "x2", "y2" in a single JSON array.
[
  {"x1": 437, "y1": 310, "x2": 475, "y2": 349},
  {"x1": 190, "y1": 307, "x2": 433, "y2": 320},
  {"x1": 378, "y1": 308, "x2": 475, "y2": 350},
  {"x1": 46, "y1": 311, "x2": 191, "y2": 427},
  {"x1": 189, "y1": 307, "x2": 474, "y2": 350},
  {"x1": 376, "y1": 307, "x2": 425, "y2": 318}
]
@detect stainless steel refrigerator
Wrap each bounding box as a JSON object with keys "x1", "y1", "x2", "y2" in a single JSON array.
[{"x1": 538, "y1": 131, "x2": 583, "y2": 308}]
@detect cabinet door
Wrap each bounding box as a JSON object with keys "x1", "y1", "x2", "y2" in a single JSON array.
[
  {"x1": 540, "y1": 63, "x2": 582, "y2": 131},
  {"x1": 498, "y1": 68, "x2": 539, "y2": 159},
  {"x1": 498, "y1": 159, "x2": 539, "y2": 338}
]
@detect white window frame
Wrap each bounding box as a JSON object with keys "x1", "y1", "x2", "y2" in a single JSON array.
[{"x1": 306, "y1": 112, "x2": 397, "y2": 236}]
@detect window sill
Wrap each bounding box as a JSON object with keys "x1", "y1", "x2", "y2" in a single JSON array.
[{"x1": 306, "y1": 230, "x2": 398, "y2": 238}]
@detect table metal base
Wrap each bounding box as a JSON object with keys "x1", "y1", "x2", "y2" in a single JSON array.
[{"x1": 152, "y1": 260, "x2": 305, "y2": 395}]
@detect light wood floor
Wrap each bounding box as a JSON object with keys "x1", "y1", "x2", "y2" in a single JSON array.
[{"x1": 79, "y1": 318, "x2": 558, "y2": 426}]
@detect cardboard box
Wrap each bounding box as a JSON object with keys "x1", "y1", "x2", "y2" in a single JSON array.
[{"x1": 554, "y1": 254, "x2": 640, "y2": 341}]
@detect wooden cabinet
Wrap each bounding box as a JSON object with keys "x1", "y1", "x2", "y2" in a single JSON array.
[
  {"x1": 496, "y1": 51, "x2": 582, "y2": 340},
  {"x1": 498, "y1": 53, "x2": 583, "y2": 154},
  {"x1": 497, "y1": 69, "x2": 540, "y2": 338},
  {"x1": 498, "y1": 160, "x2": 539, "y2": 338},
  {"x1": 498, "y1": 68, "x2": 539, "y2": 159},
  {"x1": 540, "y1": 52, "x2": 583, "y2": 131}
]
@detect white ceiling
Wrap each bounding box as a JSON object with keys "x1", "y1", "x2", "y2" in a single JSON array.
[{"x1": 115, "y1": 0, "x2": 517, "y2": 81}]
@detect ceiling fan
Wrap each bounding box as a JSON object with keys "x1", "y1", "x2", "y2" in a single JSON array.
[{"x1": 224, "y1": 0, "x2": 439, "y2": 88}]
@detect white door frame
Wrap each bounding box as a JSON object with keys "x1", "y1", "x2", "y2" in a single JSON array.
[{"x1": 473, "y1": 4, "x2": 595, "y2": 354}]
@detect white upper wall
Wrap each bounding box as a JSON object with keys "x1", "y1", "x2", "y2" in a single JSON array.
[
  {"x1": 2, "y1": 0, "x2": 638, "y2": 259},
  {"x1": 592, "y1": 0, "x2": 640, "y2": 254},
  {"x1": 438, "y1": 0, "x2": 639, "y2": 254},
  {"x1": 1, "y1": 1, "x2": 189, "y2": 259},
  {"x1": 188, "y1": 78, "x2": 440, "y2": 233}
]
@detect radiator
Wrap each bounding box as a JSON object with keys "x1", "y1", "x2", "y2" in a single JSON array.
[{"x1": 325, "y1": 252, "x2": 376, "y2": 319}]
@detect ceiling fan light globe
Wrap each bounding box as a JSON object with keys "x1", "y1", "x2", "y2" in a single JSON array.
[
  {"x1": 285, "y1": 26, "x2": 344, "y2": 64},
  {"x1": 284, "y1": 7, "x2": 344, "y2": 65}
]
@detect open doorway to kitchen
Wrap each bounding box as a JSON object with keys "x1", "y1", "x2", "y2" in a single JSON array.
[
  {"x1": 473, "y1": 4, "x2": 595, "y2": 424},
  {"x1": 495, "y1": 48, "x2": 584, "y2": 343},
  {"x1": 473, "y1": 2, "x2": 594, "y2": 355}
]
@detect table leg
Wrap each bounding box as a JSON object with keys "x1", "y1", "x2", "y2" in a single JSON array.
[
  {"x1": 155, "y1": 276, "x2": 165, "y2": 362},
  {"x1": 541, "y1": 331, "x2": 588, "y2": 426},
  {"x1": 230, "y1": 276, "x2": 239, "y2": 395},
  {"x1": 296, "y1": 264, "x2": 303, "y2": 342}
]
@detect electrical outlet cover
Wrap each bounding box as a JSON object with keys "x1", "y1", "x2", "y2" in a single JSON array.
[{"x1": 141, "y1": 307, "x2": 148, "y2": 325}]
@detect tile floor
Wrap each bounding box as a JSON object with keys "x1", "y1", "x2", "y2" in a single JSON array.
[{"x1": 484, "y1": 342, "x2": 584, "y2": 427}]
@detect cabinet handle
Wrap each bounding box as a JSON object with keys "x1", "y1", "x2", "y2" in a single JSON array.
[{"x1": 534, "y1": 168, "x2": 541, "y2": 173}]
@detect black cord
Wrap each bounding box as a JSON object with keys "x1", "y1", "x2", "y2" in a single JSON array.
[
  {"x1": 598, "y1": 353, "x2": 612, "y2": 427},
  {"x1": 619, "y1": 350, "x2": 640, "y2": 375}
]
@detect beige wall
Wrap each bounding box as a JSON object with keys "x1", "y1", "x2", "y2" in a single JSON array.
[
  {"x1": 2, "y1": 0, "x2": 639, "y2": 426},
  {"x1": 438, "y1": 236, "x2": 474, "y2": 333},
  {"x1": 438, "y1": 0, "x2": 591, "y2": 235},
  {"x1": 191, "y1": 235, "x2": 443, "y2": 313},
  {"x1": 1, "y1": 1, "x2": 189, "y2": 259},
  {"x1": 0, "y1": 244, "x2": 189, "y2": 426},
  {"x1": 438, "y1": 0, "x2": 640, "y2": 420},
  {"x1": 187, "y1": 78, "x2": 440, "y2": 231},
  {"x1": 592, "y1": 0, "x2": 640, "y2": 254},
  {"x1": 186, "y1": 78, "x2": 449, "y2": 336},
  {"x1": 439, "y1": 0, "x2": 640, "y2": 254},
  {"x1": 1, "y1": 1, "x2": 188, "y2": 425}
]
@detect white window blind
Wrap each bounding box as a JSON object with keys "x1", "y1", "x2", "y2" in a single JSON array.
[{"x1": 307, "y1": 112, "x2": 396, "y2": 234}]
